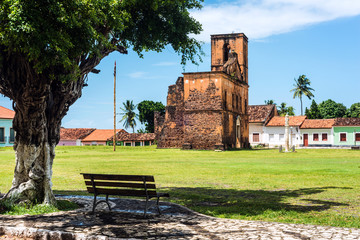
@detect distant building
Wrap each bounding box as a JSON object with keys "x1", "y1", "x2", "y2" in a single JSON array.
[
  {"x1": 108, "y1": 132, "x2": 156, "y2": 146},
  {"x1": 81, "y1": 129, "x2": 126, "y2": 146},
  {"x1": 332, "y1": 118, "x2": 360, "y2": 147},
  {"x1": 59, "y1": 128, "x2": 96, "y2": 146},
  {"x1": 0, "y1": 106, "x2": 15, "y2": 147},
  {"x1": 155, "y1": 33, "x2": 249, "y2": 150},
  {"x1": 299, "y1": 119, "x2": 335, "y2": 147},
  {"x1": 248, "y1": 104, "x2": 278, "y2": 146},
  {"x1": 264, "y1": 116, "x2": 307, "y2": 148}
]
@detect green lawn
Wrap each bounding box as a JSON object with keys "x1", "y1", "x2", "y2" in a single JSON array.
[{"x1": 1, "y1": 146, "x2": 360, "y2": 228}]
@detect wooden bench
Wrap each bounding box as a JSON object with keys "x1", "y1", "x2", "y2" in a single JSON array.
[{"x1": 81, "y1": 173, "x2": 169, "y2": 216}]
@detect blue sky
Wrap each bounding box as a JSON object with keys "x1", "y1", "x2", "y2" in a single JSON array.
[{"x1": 1, "y1": 0, "x2": 359, "y2": 131}]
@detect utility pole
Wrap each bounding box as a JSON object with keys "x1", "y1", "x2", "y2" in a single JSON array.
[{"x1": 113, "y1": 61, "x2": 116, "y2": 151}]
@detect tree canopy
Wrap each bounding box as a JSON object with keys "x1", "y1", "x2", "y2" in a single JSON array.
[
  {"x1": 277, "y1": 102, "x2": 295, "y2": 116},
  {"x1": 318, "y1": 99, "x2": 347, "y2": 119},
  {"x1": 305, "y1": 100, "x2": 321, "y2": 119},
  {"x1": 0, "y1": 0, "x2": 203, "y2": 79},
  {"x1": 138, "y1": 100, "x2": 165, "y2": 133},
  {"x1": 0, "y1": 0, "x2": 203, "y2": 205},
  {"x1": 264, "y1": 99, "x2": 276, "y2": 105},
  {"x1": 346, "y1": 102, "x2": 360, "y2": 118}
]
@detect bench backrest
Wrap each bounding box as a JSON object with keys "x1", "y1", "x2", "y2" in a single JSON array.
[{"x1": 81, "y1": 173, "x2": 158, "y2": 197}]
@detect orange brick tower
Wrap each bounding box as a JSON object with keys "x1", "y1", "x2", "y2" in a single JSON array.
[
  {"x1": 211, "y1": 33, "x2": 248, "y2": 84},
  {"x1": 155, "y1": 33, "x2": 249, "y2": 150}
]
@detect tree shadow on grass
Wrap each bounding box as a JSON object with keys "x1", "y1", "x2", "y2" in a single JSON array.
[{"x1": 167, "y1": 186, "x2": 351, "y2": 216}]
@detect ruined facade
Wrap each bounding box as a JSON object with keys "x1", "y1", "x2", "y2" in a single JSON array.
[{"x1": 155, "y1": 33, "x2": 249, "y2": 150}]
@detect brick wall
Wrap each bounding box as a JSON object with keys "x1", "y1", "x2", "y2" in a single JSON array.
[{"x1": 156, "y1": 77, "x2": 185, "y2": 148}]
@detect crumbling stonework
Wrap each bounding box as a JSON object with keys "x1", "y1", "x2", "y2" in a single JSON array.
[
  {"x1": 155, "y1": 33, "x2": 250, "y2": 150},
  {"x1": 156, "y1": 77, "x2": 185, "y2": 148}
]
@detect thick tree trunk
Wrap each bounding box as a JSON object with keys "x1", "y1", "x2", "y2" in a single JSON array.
[
  {"x1": 4, "y1": 78, "x2": 83, "y2": 204},
  {"x1": 8, "y1": 142, "x2": 56, "y2": 204},
  {"x1": 0, "y1": 44, "x2": 116, "y2": 205},
  {"x1": 0, "y1": 56, "x2": 84, "y2": 204}
]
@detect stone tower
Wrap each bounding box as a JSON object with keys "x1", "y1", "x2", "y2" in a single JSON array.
[
  {"x1": 155, "y1": 33, "x2": 249, "y2": 150},
  {"x1": 211, "y1": 33, "x2": 248, "y2": 84}
]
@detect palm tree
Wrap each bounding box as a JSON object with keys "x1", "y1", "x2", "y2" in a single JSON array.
[
  {"x1": 119, "y1": 100, "x2": 138, "y2": 133},
  {"x1": 290, "y1": 75, "x2": 315, "y2": 115}
]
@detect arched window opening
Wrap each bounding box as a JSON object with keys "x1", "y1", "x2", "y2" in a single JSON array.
[{"x1": 223, "y1": 43, "x2": 230, "y2": 63}]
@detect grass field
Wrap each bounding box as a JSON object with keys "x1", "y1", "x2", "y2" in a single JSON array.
[{"x1": 0, "y1": 146, "x2": 359, "y2": 228}]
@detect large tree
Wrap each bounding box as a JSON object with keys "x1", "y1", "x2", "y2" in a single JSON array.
[
  {"x1": 305, "y1": 100, "x2": 322, "y2": 119},
  {"x1": 138, "y1": 100, "x2": 165, "y2": 133},
  {"x1": 0, "y1": 0, "x2": 203, "y2": 205},
  {"x1": 346, "y1": 102, "x2": 360, "y2": 118},
  {"x1": 318, "y1": 99, "x2": 347, "y2": 119},
  {"x1": 290, "y1": 75, "x2": 315, "y2": 115}
]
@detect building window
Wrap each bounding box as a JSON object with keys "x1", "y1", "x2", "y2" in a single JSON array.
[
  {"x1": 356, "y1": 133, "x2": 360, "y2": 142},
  {"x1": 223, "y1": 44, "x2": 229, "y2": 62},
  {"x1": 135, "y1": 141, "x2": 141, "y2": 146},
  {"x1": 313, "y1": 133, "x2": 319, "y2": 141},
  {"x1": 253, "y1": 133, "x2": 260, "y2": 143},
  {"x1": 0, "y1": 128, "x2": 4, "y2": 143},
  {"x1": 279, "y1": 134, "x2": 284, "y2": 141},
  {"x1": 224, "y1": 91, "x2": 227, "y2": 110},
  {"x1": 125, "y1": 142, "x2": 132, "y2": 146},
  {"x1": 340, "y1": 133, "x2": 347, "y2": 142},
  {"x1": 10, "y1": 128, "x2": 15, "y2": 143},
  {"x1": 232, "y1": 94, "x2": 235, "y2": 109},
  {"x1": 269, "y1": 134, "x2": 275, "y2": 142},
  {"x1": 236, "y1": 95, "x2": 239, "y2": 110},
  {"x1": 322, "y1": 133, "x2": 328, "y2": 141}
]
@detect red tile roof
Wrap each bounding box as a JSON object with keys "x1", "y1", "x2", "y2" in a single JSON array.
[
  {"x1": 0, "y1": 106, "x2": 15, "y2": 119},
  {"x1": 248, "y1": 105, "x2": 277, "y2": 123},
  {"x1": 60, "y1": 128, "x2": 96, "y2": 140},
  {"x1": 266, "y1": 116, "x2": 306, "y2": 127},
  {"x1": 333, "y1": 118, "x2": 360, "y2": 126},
  {"x1": 300, "y1": 119, "x2": 335, "y2": 129},
  {"x1": 82, "y1": 129, "x2": 126, "y2": 142},
  {"x1": 108, "y1": 132, "x2": 156, "y2": 141}
]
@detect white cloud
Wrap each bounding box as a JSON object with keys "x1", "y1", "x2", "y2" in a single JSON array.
[
  {"x1": 128, "y1": 71, "x2": 147, "y2": 78},
  {"x1": 191, "y1": 0, "x2": 360, "y2": 41},
  {"x1": 152, "y1": 61, "x2": 177, "y2": 66}
]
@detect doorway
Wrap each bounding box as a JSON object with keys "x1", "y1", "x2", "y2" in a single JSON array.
[
  {"x1": 236, "y1": 116, "x2": 241, "y2": 148},
  {"x1": 303, "y1": 134, "x2": 308, "y2": 146}
]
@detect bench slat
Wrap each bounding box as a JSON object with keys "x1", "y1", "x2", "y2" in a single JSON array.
[
  {"x1": 84, "y1": 181, "x2": 156, "y2": 189},
  {"x1": 81, "y1": 173, "x2": 155, "y2": 182},
  {"x1": 86, "y1": 187, "x2": 158, "y2": 197}
]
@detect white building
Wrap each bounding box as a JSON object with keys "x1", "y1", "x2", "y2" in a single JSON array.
[
  {"x1": 264, "y1": 116, "x2": 306, "y2": 148},
  {"x1": 248, "y1": 105, "x2": 278, "y2": 147},
  {"x1": 299, "y1": 119, "x2": 335, "y2": 147}
]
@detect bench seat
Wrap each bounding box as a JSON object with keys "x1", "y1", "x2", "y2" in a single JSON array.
[{"x1": 81, "y1": 173, "x2": 169, "y2": 216}]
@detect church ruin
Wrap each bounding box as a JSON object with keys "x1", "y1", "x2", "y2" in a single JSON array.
[{"x1": 155, "y1": 33, "x2": 250, "y2": 150}]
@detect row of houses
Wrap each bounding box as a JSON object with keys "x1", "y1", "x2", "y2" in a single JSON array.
[
  {"x1": 59, "y1": 128, "x2": 156, "y2": 147},
  {"x1": 2, "y1": 104, "x2": 359, "y2": 148},
  {"x1": 249, "y1": 105, "x2": 360, "y2": 148},
  {"x1": 0, "y1": 105, "x2": 155, "y2": 147}
]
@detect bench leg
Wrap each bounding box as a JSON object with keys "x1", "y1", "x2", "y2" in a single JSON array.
[
  {"x1": 92, "y1": 194, "x2": 112, "y2": 213},
  {"x1": 156, "y1": 196, "x2": 161, "y2": 215},
  {"x1": 92, "y1": 194, "x2": 97, "y2": 213},
  {"x1": 144, "y1": 196, "x2": 149, "y2": 217}
]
